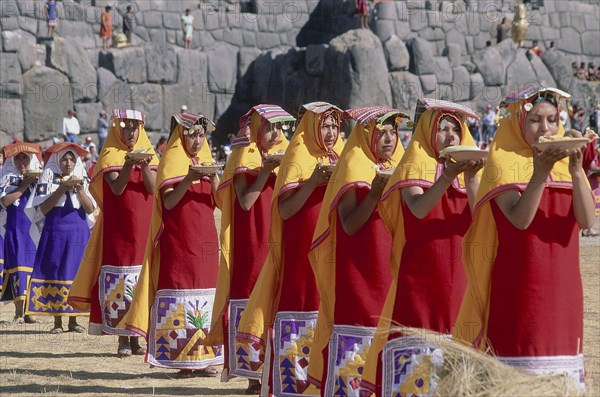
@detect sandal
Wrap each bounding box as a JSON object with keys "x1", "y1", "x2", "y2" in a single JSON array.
[
  {"x1": 176, "y1": 369, "x2": 195, "y2": 378},
  {"x1": 193, "y1": 367, "x2": 219, "y2": 377},
  {"x1": 245, "y1": 383, "x2": 262, "y2": 395},
  {"x1": 13, "y1": 315, "x2": 24, "y2": 324},
  {"x1": 117, "y1": 340, "x2": 132, "y2": 357},
  {"x1": 131, "y1": 345, "x2": 146, "y2": 355},
  {"x1": 50, "y1": 327, "x2": 63, "y2": 334},
  {"x1": 68, "y1": 323, "x2": 86, "y2": 333},
  {"x1": 24, "y1": 315, "x2": 39, "y2": 324}
]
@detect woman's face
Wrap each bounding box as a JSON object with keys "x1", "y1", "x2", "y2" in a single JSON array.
[
  {"x1": 14, "y1": 153, "x2": 31, "y2": 173},
  {"x1": 121, "y1": 119, "x2": 140, "y2": 147},
  {"x1": 184, "y1": 127, "x2": 206, "y2": 156},
  {"x1": 523, "y1": 102, "x2": 559, "y2": 146},
  {"x1": 261, "y1": 122, "x2": 281, "y2": 150},
  {"x1": 375, "y1": 123, "x2": 398, "y2": 161},
  {"x1": 320, "y1": 114, "x2": 339, "y2": 150},
  {"x1": 59, "y1": 151, "x2": 76, "y2": 175},
  {"x1": 435, "y1": 116, "x2": 462, "y2": 152}
]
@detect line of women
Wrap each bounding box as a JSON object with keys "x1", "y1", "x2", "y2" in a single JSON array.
[{"x1": 1, "y1": 85, "x2": 594, "y2": 396}]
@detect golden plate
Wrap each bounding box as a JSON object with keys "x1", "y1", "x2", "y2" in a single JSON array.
[
  {"x1": 440, "y1": 146, "x2": 488, "y2": 162},
  {"x1": 532, "y1": 137, "x2": 589, "y2": 152},
  {"x1": 190, "y1": 164, "x2": 224, "y2": 174},
  {"x1": 264, "y1": 153, "x2": 285, "y2": 162},
  {"x1": 22, "y1": 169, "x2": 43, "y2": 177},
  {"x1": 376, "y1": 167, "x2": 396, "y2": 176},
  {"x1": 127, "y1": 152, "x2": 154, "y2": 160}
]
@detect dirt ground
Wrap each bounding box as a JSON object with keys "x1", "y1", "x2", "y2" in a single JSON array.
[{"x1": 0, "y1": 237, "x2": 598, "y2": 396}]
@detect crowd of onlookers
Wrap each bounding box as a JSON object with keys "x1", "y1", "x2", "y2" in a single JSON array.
[{"x1": 573, "y1": 61, "x2": 600, "y2": 81}]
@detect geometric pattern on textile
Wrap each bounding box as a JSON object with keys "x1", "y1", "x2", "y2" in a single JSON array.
[
  {"x1": 381, "y1": 336, "x2": 445, "y2": 397},
  {"x1": 99, "y1": 265, "x2": 141, "y2": 336},
  {"x1": 147, "y1": 288, "x2": 223, "y2": 369},
  {"x1": 324, "y1": 325, "x2": 376, "y2": 397},
  {"x1": 228, "y1": 299, "x2": 264, "y2": 379},
  {"x1": 272, "y1": 311, "x2": 319, "y2": 397},
  {"x1": 27, "y1": 279, "x2": 87, "y2": 315}
]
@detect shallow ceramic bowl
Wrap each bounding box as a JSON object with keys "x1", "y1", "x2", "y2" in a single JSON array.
[
  {"x1": 190, "y1": 164, "x2": 224, "y2": 174},
  {"x1": 532, "y1": 138, "x2": 589, "y2": 152},
  {"x1": 127, "y1": 152, "x2": 154, "y2": 160}
]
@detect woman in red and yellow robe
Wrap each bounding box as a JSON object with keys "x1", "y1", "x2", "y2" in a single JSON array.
[
  {"x1": 237, "y1": 102, "x2": 345, "y2": 396},
  {"x1": 360, "y1": 99, "x2": 483, "y2": 396},
  {"x1": 204, "y1": 105, "x2": 293, "y2": 393},
  {"x1": 307, "y1": 106, "x2": 411, "y2": 397},
  {"x1": 68, "y1": 109, "x2": 158, "y2": 357},
  {"x1": 455, "y1": 87, "x2": 595, "y2": 392},
  {"x1": 125, "y1": 112, "x2": 223, "y2": 376}
]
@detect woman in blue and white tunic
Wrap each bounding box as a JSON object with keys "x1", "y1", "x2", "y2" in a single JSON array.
[
  {"x1": 27, "y1": 143, "x2": 95, "y2": 333},
  {"x1": 0, "y1": 143, "x2": 43, "y2": 323}
]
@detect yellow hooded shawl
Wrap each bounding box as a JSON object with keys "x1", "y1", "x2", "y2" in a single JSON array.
[
  {"x1": 205, "y1": 105, "x2": 293, "y2": 345},
  {"x1": 68, "y1": 109, "x2": 158, "y2": 311},
  {"x1": 453, "y1": 87, "x2": 575, "y2": 349},
  {"x1": 362, "y1": 99, "x2": 480, "y2": 387},
  {"x1": 236, "y1": 102, "x2": 344, "y2": 345},
  {"x1": 125, "y1": 113, "x2": 215, "y2": 337},
  {"x1": 306, "y1": 106, "x2": 411, "y2": 384}
]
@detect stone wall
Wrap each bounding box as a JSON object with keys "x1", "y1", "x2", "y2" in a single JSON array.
[{"x1": 0, "y1": 0, "x2": 598, "y2": 143}]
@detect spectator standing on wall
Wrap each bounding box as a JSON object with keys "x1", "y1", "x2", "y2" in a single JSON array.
[
  {"x1": 44, "y1": 0, "x2": 58, "y2": 38},
  {"x1": 181, "y1": 9, "x2": 194, "y2": 50},
  {"x1": 123, "y1": 5, "x2": 136, "y2": 44},
  {"x1": 496, "y1": 17, "x2": 510, "y2": 43},
  {"x1": 97, "y1": 110, "x2": 109, "y2": 150},
  {"x1": 100, "y1": 6, "x2": 112, "y2": 50},
  {"x1": 63, "y1": 109, "x2": 80, "y2": 143},
  {"x1": 355, "y1": 0, "x2": 369, "y2": 29}
]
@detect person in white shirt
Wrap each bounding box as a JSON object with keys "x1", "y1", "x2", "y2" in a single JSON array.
[{"x1": 63, "y1": 109, "x2": 81, "y2": 143}]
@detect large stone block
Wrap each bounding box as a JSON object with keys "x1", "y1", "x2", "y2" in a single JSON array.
[
  {"x1": 100, "y1": 81, "x2": 135, "y2": 112},
  {"x1": 530, "y1": 55, "x2": 556, "y2": 87},
  {"x1": 505, "y1": 51, "x2": 538, "y2": 94},
  {"x1": 18, "y1": 16, "x2": 38, "y2": 35},
  {"x1": 162, "y1": 12, "x2": 182, "y2": 30},
  {"x1": 223, "y1": 28, "x2": 244, "y2": 47},
  {"x1": 130, "y1": 84, "x2": 163, "y2": 132},
  {"x1": 65, "y1": 38, "x2": 98, "y2": 102},
  {"x1": 142, "y1": 11, "x2": 163, "y2": 28},
  {"x1": 373, "y1": 20, "x2": 395, "y2": 42},
  {"x1": 376, "y1": 1, "x2": 398, "y2": 20},
  {"x1": 389, "y1": 71, "x2": 423, "y2": 112},
  {"x1": 470, "y1": 72, "x2": 484, "y2": 99},
  {"x1": 0, "y1": 99, "x2": 24, "y2": 136},
  {"x1": 46, "y1": 36, "x2": 69, "y2": 75},
  {"x1": 321, "y1": 29, "x2": 391, "y2": 109},
  {"x1": 55, "y1": 21, "x2": 96, "y2": 49},
  {"x1": 445, "y1": 29, "x2": 466, "y2": 55},
  {"x1": 96, "y1": 67, "x2": 118, "y2": 100},
  {"x1": 306, "y1": 44, "x2": 328, "y2": 76},
  {"x1": 256, "y1": 32, "x2": 280, "y2": 49},
  {"x1": 384, "y1": 35, "x2": 410, "y2": 72},
  {"x1": 420, "y1": 74, "x2": 437, "y2": 94},
  {"x1": 144, "y1": 42, "x2": 178, "y2": 84},
  {"x1": 443, "y1": 43, "x2": 461, "y2": 67},
  {"x1": 0, "y1": 16, "x2": 19, "y2": 31},
  {"x1": 0, "y1": 53, "x2": 23, "y2": 97},
  {"x1": 102, "y1": 47, "x2": 147, "y2": 83},
  {"x1": 581, "y1": 31, "x2": 600, "y2": 57},
  {"x1": 73, "y1": 102, "x2": 103, "y2": 134},
  {"x1": 148, "y1": 28, "x2": 166, "y2": 42},
  {"x1": 541, "y1": 51, "x2": 573, "y2": 92},
  {"x1": 584, "y1": 13, "x2": 599, "y2": 31},
  {"x1": 2, "y1": 29, "x2": 36, "y2": 72},
  {"x1": 409, "y1": 8, "x2": 428, "y2": 32},
  {"x1": 557, "y1": 27, "x2": 582, "y2": 54},
  {"x1": 406, "y1": 37, "x2": 435, "y2": 75},
  {"x1": 450, "y1": 65, "x2": 470, "y2": 101},
  {"x1": 207, "y1": 43, "x2": 238, "y2": 94},
  {"x1": 472, "y1": 47, "x2": 504, "y2": 86},
  {"x1": 22, "y1": 66, "x2": 71, "y2": 141},
  {"x1": 433, "y1": 56, "x2": 452, "y2": 84}
]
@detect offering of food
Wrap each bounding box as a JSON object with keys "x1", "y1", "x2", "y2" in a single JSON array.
[
  {"x1": 264, "y1": 151, "x2": 285, "y2": 162},
  {"x1": 127, "y1": 148, "x2": 154, "y2": 160},
  {"x1": 376, "y1": 167, "x2": 396, "y2": 177},
  {"x1": 60, "y1": 175, "x2": 83, "y2": 187},
  {"x1": 317, "y1": 163, "x2": 337, "y2": 173},
  {"x1": 190, "y1": 162, "x2": 224, "y2": 175},
  {"x1": 533, "y1": 135, "x2": 590, "y2": 152},
  {"x1": 22, "y1": 169, "x2": 43, "y2": 178},
  {"x1": 439, "y1": 145, "x2": 489, "y2": 162}
]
